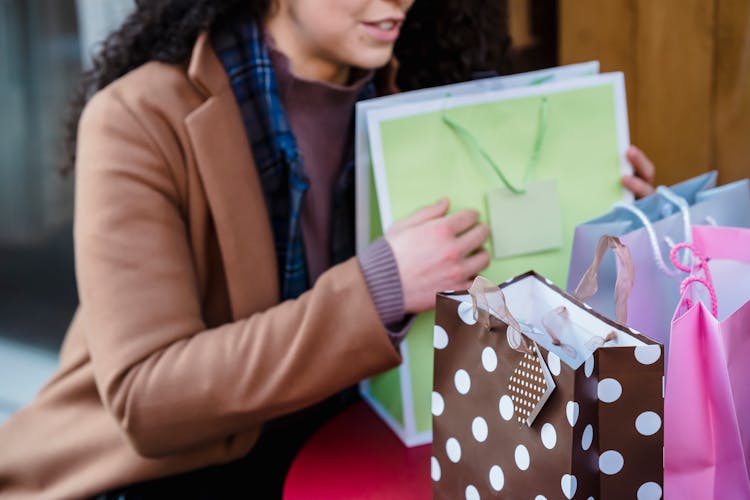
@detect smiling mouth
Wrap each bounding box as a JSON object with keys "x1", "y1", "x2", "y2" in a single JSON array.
[
  {"x1": 373, "y1": 20, "x2": 398, "y2": 30},
  {"x1": 364, "y1": 18, "x2": 403, "y2": 29},
  {"x1": 362, "y1": 18, "x2": 404, "y2": 42}
]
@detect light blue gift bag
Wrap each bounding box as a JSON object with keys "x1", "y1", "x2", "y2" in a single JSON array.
[{"x1": 566, "y1": 171, "x2": 750, "y2": 352}]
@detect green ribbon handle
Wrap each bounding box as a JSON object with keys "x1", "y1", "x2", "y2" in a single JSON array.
[
  {"x1": 442, "y1": 96, "x2": 549, "y2": 195},
  {"x1": 530, "y1": 74, "x2": 555, "y2": 86}
]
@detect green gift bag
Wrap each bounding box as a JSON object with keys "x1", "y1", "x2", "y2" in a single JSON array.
[
  {"x1": 354, "y1": 61, "x2": 600, "y2": 252},
  {"x1": 359, "y1": 72, "x2": 631, "y2": 446}
]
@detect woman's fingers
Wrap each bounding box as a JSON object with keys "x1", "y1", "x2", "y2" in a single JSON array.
[
  {"x1": 461, "y1": 248, "x2": 491, "y2": 278},
  {"x1": 394, "y1": 198, "x2": 449, "y2": 230},
  {"x1": 626, "y1": 145, "x2": 655, "y2": 183},
  {"x1": 622, "y1": 174, "x2": 655, "y2": 199},
  {"x1": 456, "y1": 223, "x2": 490, "y2": 256},
  {"x1": 442, "y1": 209, "x2": 480, "y2": 235},
  {"x1": 623, "y1": 145, "x2": 656, "y2": 198},
  {"x1": 388, "y1": 205, "x2": 490, "y2": 313}
]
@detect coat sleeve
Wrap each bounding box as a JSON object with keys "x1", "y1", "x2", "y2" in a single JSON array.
[{"x1": 74, "y1": 88, "x2": 402, "y2": 458}]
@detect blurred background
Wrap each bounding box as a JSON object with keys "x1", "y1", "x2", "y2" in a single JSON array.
[
  {"x1": 0, "y1": 0, "x2": 747, "y2": 422},
  {"x1": 0, "y1": 0, "x2": 133, "y2": 422}
]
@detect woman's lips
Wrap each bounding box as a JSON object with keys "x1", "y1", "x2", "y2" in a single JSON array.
[{"x1": 362, "y1": 19, "x2": 403, "y2": 43}]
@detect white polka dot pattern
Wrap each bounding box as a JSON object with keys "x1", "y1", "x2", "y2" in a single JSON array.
[
  {"x1": 471, "y1": 417, "x2": 488, "y2": 442},
  {"x1": 599, "y1": 450, "x2": 624, "y2": 475},
  {"x1": 455, "y1": 369, "x2": 471, "y2": 395},
  {"x1": 547, "y1": 351, "x2": 561, "y2": 376},
  {"x1": 561, "y1": 474, "x2": 577, "y2": 499},
  {"x1": 541, "y1": 423, "x2": 557, "y2": 449},
  {"x1": 489, "y1": 465, "x2": 504, "y2": 491},
  {"x1": 481, "y1": 347, "x2": 498, "y2": 372},
  {"x1": 637, "y1": 482, "x2": 662, "y2": 500},
  {"x1": 581, "y1": 424, "x2": 593, "y2": 451},
  {"x1": 457, "y1": 302, "x2": 477, "y2": 325},
  {"x1": 584, "y1": 355, "x2": 594, "y2": 377},
  {"x1": 434, "y1": 325, "x2": 449, "y2": 349},
  {"x1": 446, "y1": 438, "x2": 462, "y2": 463},
  {"x1": 498, "y1": 394, "x2": 514, "y2": 421},
  {"x1": 593, "y1": 343, "x2": 664, "y2": 498},
  {"x1": 508, "y1": 352, "x2": 549, "y2": 425},
  {"x1": 566, "y1": 401, "x2": 579, "y2": 427},
  {"x1": 432, "y1": 391, "x2": 445, "y2": 416},
  {"x1": 635, "y1": 411, "x2": 661, "y2": 436},
  {"x1": 634, "y1": 345, "x2": 661, "y2": 365},
  {"x1": 597, "y1": 378, "x2": 622, "y2": 403},
  {"x1": 514, "y1": 444, "x2": 530, "y2": 470},
  {"x1": 431, "y1": 287, "x2": 664, "y2": 499},
  {"x1": 431, "y1": 456, "x2": 441, "y2": 481}
]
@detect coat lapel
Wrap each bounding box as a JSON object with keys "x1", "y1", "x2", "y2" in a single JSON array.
[{"x1": 185, "y1": 33, "x2": 279, "y2": 319}]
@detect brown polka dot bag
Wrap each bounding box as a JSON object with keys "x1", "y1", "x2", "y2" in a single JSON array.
[{"x1": 432, "y1": 237, "x2": 664, "y2": 499}]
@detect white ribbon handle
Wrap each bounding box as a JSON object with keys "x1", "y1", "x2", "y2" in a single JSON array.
[
  {"x1": 656, "y1": 186, "x2": 693, "y2": 243},
  {"x1": 612, "y1": 186, "x2": 692, "y2": 277}
]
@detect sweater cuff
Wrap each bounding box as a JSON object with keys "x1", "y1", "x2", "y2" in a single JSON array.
[{"x1": 358, "y1": 237, "x2": 405, "y2": 327}]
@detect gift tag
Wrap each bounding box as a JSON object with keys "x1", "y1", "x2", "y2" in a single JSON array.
[
  {"x1": 487, "y1": 179, "x2": 563, "y2": 259},
  {"x1": 508, "y1": 344, "x2": 556, "y2": 426}
]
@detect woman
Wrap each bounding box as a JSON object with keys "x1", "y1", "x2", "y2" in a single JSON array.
[{"x1": 0, "y1": 1, "x2": 655, "y2": 498}]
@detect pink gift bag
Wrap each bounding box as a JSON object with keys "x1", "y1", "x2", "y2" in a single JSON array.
[{"x1": 664, "y1": 225, "x2": 750, "y2": 499}]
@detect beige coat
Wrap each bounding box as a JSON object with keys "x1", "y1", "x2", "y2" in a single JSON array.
[{"x1": 0, "y1": 33, "x2": 401, "y2": 499}]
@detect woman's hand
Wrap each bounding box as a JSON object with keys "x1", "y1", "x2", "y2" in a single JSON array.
[
  {"x1": 622, "y1": 145, "x2": 656, "y2": 198},
  {"x1": 386, "y1": 198, "x2": 490, "y2": 314}
]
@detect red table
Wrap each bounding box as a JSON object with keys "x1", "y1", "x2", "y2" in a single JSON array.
[{"x1": 283, "y1": 401, "x2": 432, "y2": 499}]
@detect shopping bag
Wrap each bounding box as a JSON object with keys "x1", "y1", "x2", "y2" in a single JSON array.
[
  {"x1": 355, "y1": 61, "x2": 600, "y2": 252},
  {"x1": 360, "y1": 71, "x2": 631, "y2": 446},
  {"x1": 664, "y1": 225, "x2": 750, "y2": 499},
  {"x1": 432, "y1": 237, "x2": 663, "y2": 499},
  {"x1": 567, "y1": 172, "x2": 750, "y2": 352}
]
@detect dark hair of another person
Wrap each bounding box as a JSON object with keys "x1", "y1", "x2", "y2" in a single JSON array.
[{"x1": 62, "y1": 0, "x2": 510, "y2": 173}]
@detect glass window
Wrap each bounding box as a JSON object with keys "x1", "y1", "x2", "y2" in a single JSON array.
[{"x1": 0, "y1": 0, "x2": 132, "y2": 421}]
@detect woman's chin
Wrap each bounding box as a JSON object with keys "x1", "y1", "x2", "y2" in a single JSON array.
[{"x1": 348, "y1": 47, "x2": 396, "y2": 70}]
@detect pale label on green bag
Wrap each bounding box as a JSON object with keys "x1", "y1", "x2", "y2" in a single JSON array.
[{"x1": 487, "y1": 179, "x2": 563, "y2": 259}]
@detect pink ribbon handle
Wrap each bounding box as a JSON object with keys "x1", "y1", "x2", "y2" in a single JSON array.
[{"x1": 670, "y1": 242, "x2": 718, "y2": 317}]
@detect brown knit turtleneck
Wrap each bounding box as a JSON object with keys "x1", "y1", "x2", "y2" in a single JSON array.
[{"x1": 268, "y1": 44, "x2": 372, "y2": 284}]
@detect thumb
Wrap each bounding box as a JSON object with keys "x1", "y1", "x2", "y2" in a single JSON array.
[{"x1": 394, "y1": 198, "x2": 450, "y2": 230}]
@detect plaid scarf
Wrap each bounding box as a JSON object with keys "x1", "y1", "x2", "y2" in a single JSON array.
[{"x1": 213, "y1": 22, "x2": 375, "y2": 300}]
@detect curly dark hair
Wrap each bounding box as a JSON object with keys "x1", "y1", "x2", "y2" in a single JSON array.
[
  {"x1": 64, "y1": 0, "x2": 510, "y2": 173},
  {"x1": 395, "y1": 0, "x2": 510, "y2": 91}
]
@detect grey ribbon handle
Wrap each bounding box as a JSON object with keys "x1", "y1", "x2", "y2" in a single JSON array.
[
  {"x1": 541, "y1": 306, "x2": 619, "y2": 359},
  {"x1": 468, "y1": 276, "x2": 531, "y2": 353}
]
